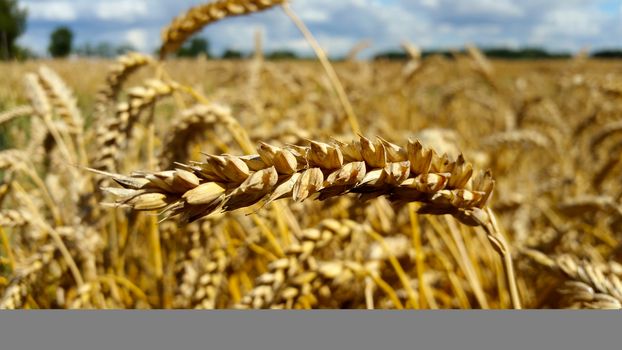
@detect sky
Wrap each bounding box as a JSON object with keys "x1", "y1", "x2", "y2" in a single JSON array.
[{"x1": 17, "y1": 0, "x2": 622, "y2": 57}]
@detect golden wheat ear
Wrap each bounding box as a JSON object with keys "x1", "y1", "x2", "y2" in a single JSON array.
[{"x1": 101, "y1": 136, "x2": 494, "y2": 224}]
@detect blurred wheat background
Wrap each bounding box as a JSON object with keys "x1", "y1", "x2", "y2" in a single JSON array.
[{"x1": 1, "y1": 0, "x2": 622, "y2": 309}]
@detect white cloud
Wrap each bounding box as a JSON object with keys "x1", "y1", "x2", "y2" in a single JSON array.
[
  {"x1": 95, "y1": 1, "x2": 148, "y2": 22},
  {"x1": 416, "y1": 0, "x2": 523, "y2": 18},
  {"x1": 125, "y1": 29, "x2": 148, "y2": 51},
  {"x1": 420, "y1": 0, "x2": 440, "y2": 9},
  {"x1": 462, "y1": 0, "x2": 523, "y2": 17},
  {"x1": 530, "y1": 7, "x2": 610, "y2": 49},
  {"x1": 23, "y1": 1, "x2": 78, "y2": 21},
  {"x1": 299, "y1": 9, "x2": 330, "y2": 23},
  {"x1": 535, "y1": 8, "x2": 603, "y2": 38}
]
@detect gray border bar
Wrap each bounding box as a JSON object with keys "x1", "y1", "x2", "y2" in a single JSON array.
[{"x1": 0, "y1": 311, "x2": 619, "y2": 350}]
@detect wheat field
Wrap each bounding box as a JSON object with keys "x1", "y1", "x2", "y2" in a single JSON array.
[{"x1": 1, "y1": 0, "x2": 622, "y2": 309}]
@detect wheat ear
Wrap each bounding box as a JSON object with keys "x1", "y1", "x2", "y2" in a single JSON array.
[
  {"x1": 524, "y1": 250, "x2": 622, "y2": 309},
  {"x1": 0, "y1": 244, "x2": 56, "y2": 309},
  {"x1": 556, "y1": 255, "x2": 622, "y2": 309},
  {"x1": 93, "y1": 79, "x2": 179, "y2": 174},
  {"x1": 99, "y1": 136, "x2": 494, "y2": 225},
  {"x1": 92, "y1": 52, "x2": 154, "y2": 128},
  {"x1": 237, "y1": 219, "x2": 356, "y2": 309},
  {"x1": 160, "y1": 0, "x2": 286, "y2": 58}
]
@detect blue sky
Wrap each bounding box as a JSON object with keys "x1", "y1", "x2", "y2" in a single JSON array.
[{"x1": 18, "y1": 0, "x2": 622, "y2": 57}]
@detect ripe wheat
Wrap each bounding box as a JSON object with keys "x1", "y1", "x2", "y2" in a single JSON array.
[{"x1": 100, "y1": 136, "x2": 494, "y2": 224}]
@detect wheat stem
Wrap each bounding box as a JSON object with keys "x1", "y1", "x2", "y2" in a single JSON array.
[{"x1": 281, "y1": 3, "x2": 361, "y2": 134}]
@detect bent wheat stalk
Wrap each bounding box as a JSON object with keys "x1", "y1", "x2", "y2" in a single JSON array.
[
  {"x1": 158, "y1": 103, "x2": 242, "y2": 169},
  {"x1": 96, "y1": 52, "x2": 154, "y2": 108},
  {"x1": 160, "y1": 0, "x2": 286, "y2": 58},
  {"x1": 0, "y1": 105, "x2": 33, "y2": 125}
]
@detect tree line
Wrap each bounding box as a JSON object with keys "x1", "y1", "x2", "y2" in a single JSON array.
[{"x1": 373, "y1": 47, "x2": 622, "y2": 60}]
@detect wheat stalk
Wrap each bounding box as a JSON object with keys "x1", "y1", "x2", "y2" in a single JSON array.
[
  {"x1": 526, "y1": 251, "x2": 622, "y2": 309},
  {"x1": 522, "y1": 250, "x2": 622, "y2": 309},
  {"x1": 281, "y1": 3, "x2": 361, "y2": 134},
  {"x1": 346, "y1": 40, "x2": 372, "y2": 62},
  {"x1": 401, "y1": 41, "x2": 422, "y2": 79}
]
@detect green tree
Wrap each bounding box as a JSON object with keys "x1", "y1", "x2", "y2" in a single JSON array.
[
  {"x1": 222, "y1": 49, "x2": 243, "y2": 59},
  {"x1": 177, "y1": 37, "x2": 210, "y2": 58},
  {"x1": 592, "y1": 49, "x2": 622, "y2": 59},
  {"x1": 48, "y1": 26, "x2": 73, "y2": 58},
  {"x1": 0, "y1": 0, "x2": 28, "y2": 60},
  {"x1": 266, "y1": 50, "x2": 298, "y2": 60},
  {"x1": 373, "y1": 51, "x2": 408, "y2": 60}
]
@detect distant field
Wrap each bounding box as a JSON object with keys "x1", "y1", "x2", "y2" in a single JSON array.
[{"x1": 2, "y1": 58, "x2": 620, "y2": 124}]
